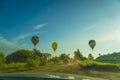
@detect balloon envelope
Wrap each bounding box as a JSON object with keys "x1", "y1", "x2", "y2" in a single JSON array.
[
  {"x1": 31, "y1": 36, "x2": 40, "y2": 47},
  {"x1": 52, "y1": 42, "x2": 58, "y2": 52},
  {"x1": 89, "y1": 40, "x2": 96, "y2": 50}
]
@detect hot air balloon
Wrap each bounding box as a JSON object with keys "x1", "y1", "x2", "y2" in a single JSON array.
[
  {"x1": 52, "y1": 42, "x2": 58, "y2": 52},
  {"x1": 89, "y1": 40, "x2": 96, "y2": 51},
  {"x1": 31, "y1": 36, "x2": 40, "y2": 48}
]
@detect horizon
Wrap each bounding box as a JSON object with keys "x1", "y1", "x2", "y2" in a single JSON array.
[{"x1": 0, "y1": 0, "x2": 120, "y2": 58}]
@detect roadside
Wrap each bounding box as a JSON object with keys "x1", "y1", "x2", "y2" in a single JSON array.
[{"x1": 22, "y1": 63, "x2": 119, "y2": 80}]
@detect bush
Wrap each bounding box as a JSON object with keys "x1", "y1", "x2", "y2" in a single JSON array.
[
  {"x1": 79, "y1": 60, "x2": 120, "y2": 72},
  {"x1": 0, "y1": 52, "x2": 6, "y2": 65},
  {"x1": 26, "y1": 58, "x2": 40, "y2": 68},
  {"x1": 0, "y1": 63, "x2": 27, "y2": 72},
  {"x1": 50, "y1": 56, "x2": 63, "y2": 64}
]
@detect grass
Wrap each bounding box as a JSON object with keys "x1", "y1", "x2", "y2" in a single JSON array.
[
  {"x1": 79, "y1": 60, "x2": 120, "y2": 72},
  {"x1": 0, "y1": 61, "x2": 120, "y2": 80},
  {"x1": 0, "y1": 62, "x2": 58, "y2": 73}
]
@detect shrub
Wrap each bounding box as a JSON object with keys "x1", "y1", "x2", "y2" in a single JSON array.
[
  {"x1": 0, "y1": 62, "x2": 27, "y2": 72},
  {"x1": 26, "y1": 58, "x2": 40, "y2": 68},
  {"x1": 0, "y1": 52, "x2": 6, "y2": 65},
  {"x1": 79, "y1": 60, "x2": 120, "y2": 72}
]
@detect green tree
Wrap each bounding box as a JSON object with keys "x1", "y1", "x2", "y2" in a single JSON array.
[
  {"x1": 0, "y1": 52, "x2": 5, "y2": 65},
  {"x1": 51, "y1": 56, "x2": 61, "y2": 64},
  {"x1": 74, "y1": 49, "x2": 84, "y2": 60},
  {"x1": 88, "y1": 54, "x2": 94, "y2": 60},
  {"x1": 82, "y1": 57, "x2": 87, "y2": 60},
  {"x1": 59, "y1": 53, "x2": 70, "y2": 63},
  {"x1": 6, "y1": 49, "x2": 40, "y2": 63}
]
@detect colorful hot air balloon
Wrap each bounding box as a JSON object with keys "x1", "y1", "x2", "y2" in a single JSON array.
[
  {"x1": 89, "y1": 40, "x2": 96, "y2": 51},
  {"x1": 52, "y1": 42, "x2": 58, "y2": 52},
  {"x1": 31, "y1": 36, "x2": 40, "y2": 47}
]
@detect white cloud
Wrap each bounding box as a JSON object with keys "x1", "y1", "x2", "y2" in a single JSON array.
[
  {"x1": 13, "y1": 31, "x2": 48, "y2": 41},
  {"x1": 0, "y1": 36, "x2": 20, "y2": 53},
  {"x1": 0, "y1": 35, "x2": 12, "y2": 45},
  {"x1": 34, "y1": 24, "x2": 47, "y2": 30},
  {"x1": 82, "y1": 25, "x2": 96, "y2": 32},
  {"x1": 0, "y1": 36, "x2": 16, "y2": 46},
  {"x1": 0, "y1": 35, "x2": 31, "y2": 54},
  {"x1": 13, "y1": 23, "x2": 48, "y2": 41}
]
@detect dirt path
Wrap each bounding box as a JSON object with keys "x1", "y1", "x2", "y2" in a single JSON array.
[
  {"x1": 23, "y1": 63, "x2": 119, "y2": 80},
  {"x1": 26, "y1": 63, "x2": 79, "y2": 74}
]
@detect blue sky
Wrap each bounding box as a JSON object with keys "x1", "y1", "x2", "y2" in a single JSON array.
[{"x1": 0, "y1": 0, "x2": 120, "y2": 58}]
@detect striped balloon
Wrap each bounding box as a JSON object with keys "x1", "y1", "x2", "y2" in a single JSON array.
[{"x1": 31, "y1": 36, "x2": 40, "y2": 47}]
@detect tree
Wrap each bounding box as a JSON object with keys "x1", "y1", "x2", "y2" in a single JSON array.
[
  {"x1": 59, "y1": 53, "x2": 70, "y2": 63},
  {"x1": 51, "y1": 56, "x2": 61, "y2": 64},
  {"x1": 74, "y1": 49, "x2": 84, "y2": 60},
  {"x1": 6, "y1": 49, "x2": 40, "y2": 63},
  {"x1": 59, "y1": 53, "x2": 69, "y2": 60},
  {"x1": 0, "y1": 52, "x2": 5, "y2": 65},
  {"x1": 88, "y1": 54, "x2": 94, "y2": 60},
  {"x1": 82, "y1": 57, "x2": 87, "y2": 60}
]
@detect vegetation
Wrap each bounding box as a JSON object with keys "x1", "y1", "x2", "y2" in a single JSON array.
[
  {"x1": 96, "y1": 52, "x2": 120, "y2": 63},
  {"x1": 79, "y1": 60, "x2": 120, "y2": 72},
  {"x1": 0, "y1": 49, "x2": 72, "y2": 72},
  {"x1": 59, "y1": 53, "x2": 70, "y2": 63},
  {"x1": 88, "y1": 54, "x2": 94, "y2": 60},
  {"x1": 0, "y1": 49, "x2": 120, "y2": 80},
  {"x1": 74, "y1": 49, "x2": 87, "y2": 61},
  {"x1": 0, "y1": 52, "x2": 6, "y2": 65},
  {"x1": 6, "y1": 49, "x2": 40, "y2": 63}
]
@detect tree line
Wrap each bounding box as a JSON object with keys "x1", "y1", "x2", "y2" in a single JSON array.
[{"x1": 0, "y1": 49, "x2": 94, "y2": 67}]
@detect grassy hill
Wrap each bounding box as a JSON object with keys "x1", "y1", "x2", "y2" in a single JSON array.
[{"x1": 96, "y1": 52, "x2": 120, "y2": 63}]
